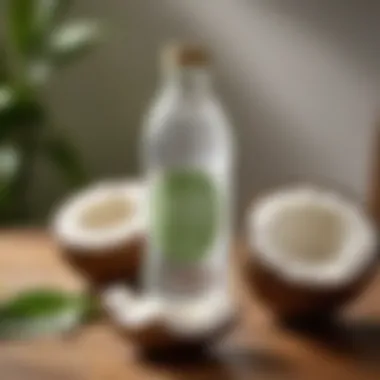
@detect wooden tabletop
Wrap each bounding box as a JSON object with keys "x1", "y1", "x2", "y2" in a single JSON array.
[{"x1": 0, "y1": 230, "x2": 379, "y2": 380}]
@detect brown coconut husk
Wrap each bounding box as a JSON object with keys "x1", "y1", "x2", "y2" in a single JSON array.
[
  {"x1": 244, "y1": 186, "x2": 378, "y2": 321},
  {"x1": 243, "y1": 246, "x2": 377, "y2": 321},
  {"x1": 101, "y1": 283, "x2": 236, "y2": 354},
  {"x1": 59, "y1": 235, "x2": 143, "y2": 287},
  {"x1": 52, "y1": 180, "x2": 146, "y2": 287},
  {"x1": 112, "y1": 313, "x2": 235, "y2": 354}
]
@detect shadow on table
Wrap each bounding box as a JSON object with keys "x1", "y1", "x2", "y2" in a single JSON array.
[
  {"x1": 285, "y1": 317, "x2": 380, "y2": 367},
  {"x1": 141, "y1": 343, "x2": 293, "y2": 380}
]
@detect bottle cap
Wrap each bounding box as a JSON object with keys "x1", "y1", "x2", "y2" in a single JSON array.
[{"x1": 162, "y1": 43, "x2": 210, "y2": 68}]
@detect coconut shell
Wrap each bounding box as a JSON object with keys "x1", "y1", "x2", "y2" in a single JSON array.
[
  {"x1": 243, "y1": 246, "x2": 377, "y2": 320},
  {"x1": 109, "y1": 307, "x2": 235, "y2": 353},
  {"x1": 58, "y1": 235, "x2": 143, "y2": 287},
  {"x1": 101, "y1": 279, "x2": 236, "y2": 353}
]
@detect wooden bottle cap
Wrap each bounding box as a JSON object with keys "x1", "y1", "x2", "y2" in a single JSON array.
[{"x1": 162, "y1": 43, "x2": 210, "y2": 68}]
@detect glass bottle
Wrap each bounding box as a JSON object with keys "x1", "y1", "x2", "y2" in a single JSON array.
[{"x1": 142, "y1": 44, "x2": 234, "y2": 302}]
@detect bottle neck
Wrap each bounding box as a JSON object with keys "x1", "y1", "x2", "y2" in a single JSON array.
[{"x1": 163, "y1": 66, "x2": 212, "y2": 99}]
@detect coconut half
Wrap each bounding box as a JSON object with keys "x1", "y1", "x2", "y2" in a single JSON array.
[
  {"x1": 52, "y1": 180, "x2": 146, "y2": 286},
  {"x1": 246, "y1": 186, "x2": 377, "y2": 319},
  {"x1": 102, "y1": 284, "x2": 235, "y2": 352}
]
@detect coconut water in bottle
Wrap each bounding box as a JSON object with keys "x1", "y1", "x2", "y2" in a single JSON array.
[{"x1": 142, "y1": 44, "x2": 234, "y2": 303}]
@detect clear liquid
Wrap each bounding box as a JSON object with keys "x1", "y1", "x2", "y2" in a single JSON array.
[{"x1": 142, "y1": 68, "x2": 234, "y2": 301}]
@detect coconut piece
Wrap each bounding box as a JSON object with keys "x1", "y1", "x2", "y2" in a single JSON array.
[
  {"x1": 101, "y1": 284, "x2": 236, "y2": 352},
  {"x1": 102, "y1": 285, "x2": 171, "y2": 349},
  {"x1": 246, "y1": 186, "x2": 377, "y2": 320},
  {"x1": 102, "y1": 285, "x2": 173, "y2": 349},
  {"x1": 52, "y1": 181, "x2": 146, "y2": 285},
  {"x1": 165, "y1": 290, "x2": 234, "y2": 337}
]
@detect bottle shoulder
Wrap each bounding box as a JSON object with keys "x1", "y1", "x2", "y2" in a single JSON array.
[
  {"x1": 144, "y1": 90, "x2": 232, "y2": 133},
  {"x1": 141, "y1": 89, "x2": 236, "y2": 169}
]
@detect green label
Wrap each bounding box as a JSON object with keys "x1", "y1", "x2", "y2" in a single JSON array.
[{"x1": 151, "y1": 169, "x2": 219, "y2": 263}]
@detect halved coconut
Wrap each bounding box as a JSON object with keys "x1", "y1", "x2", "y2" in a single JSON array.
[
  {"x1": 246, "y1": 186, "x2": 377, "y2": 320},
  {"x1": 52, "y1": 180, "x2": 146, "y2": 286},
  {"x1": 102, "y1": 284, "x2": 235, "y2": 352}
]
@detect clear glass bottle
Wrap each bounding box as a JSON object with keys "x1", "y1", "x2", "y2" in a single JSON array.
[{"x1": 142, "y1": 44, "x2": 234, "y2": 302}]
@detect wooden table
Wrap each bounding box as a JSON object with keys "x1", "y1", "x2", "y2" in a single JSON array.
[{"x1": 0, "y1": 230, "x2": 379, "y2": 380}]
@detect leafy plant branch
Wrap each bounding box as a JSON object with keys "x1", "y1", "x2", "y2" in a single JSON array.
[{"x1": 0, "y1": 0, "x2": 103, "y2": 223}]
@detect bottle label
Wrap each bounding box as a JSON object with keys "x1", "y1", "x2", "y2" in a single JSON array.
[{"x1": 151, "y1": 169, "x2": 219, "y2": 263}]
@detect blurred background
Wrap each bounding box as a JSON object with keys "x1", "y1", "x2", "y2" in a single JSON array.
[{"x1": 1, "y1": 0, "x2": 380, "y2": 223}]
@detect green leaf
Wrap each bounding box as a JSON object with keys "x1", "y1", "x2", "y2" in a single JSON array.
[
  {"x1": 0, "y1": 86, "x2": 16, "y2": 114},
  {"x1": 0, "y1": 145, "x2": 20, "y2": 182},
  {"x1": 7, "y1": 0, "x2": 73, "y2": 57},
  {"x1": 0, "y1": 86, "x2": 19, "y2": 140},
  {"x1": 7, "y1": 0, "x2": 36, "y2": 56},
  {"x1": 0, "y1": 145, "x2": 20, "y2": 208},
  {"x1": 34, "y1": 0, "x2": 73, "y2": 37},
  {"x1": 43, "y1": 133, "x2": 87, "y2": 187},
  {"x1": 0, "y1": 289, "x2": 76, "y2": 319},
  {"x1": 0, "y1": 289, "x2": 92, "y2": 340},
  {"x1": 0, "y1": 91, "x2": 43, "y2": 141},
  {"x1": 0, "y1": 48, "x2": 8, "y2": 83},
  {"x1": 49, "y1": 21, "x2": 102, "y2": 65}
]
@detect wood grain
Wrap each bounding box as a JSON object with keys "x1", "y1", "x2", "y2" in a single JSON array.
[{"x1": 0, "y1": 230, "x2": 379, "y2": 380}]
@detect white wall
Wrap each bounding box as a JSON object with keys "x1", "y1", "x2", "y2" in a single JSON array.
[{"x1": 32, "y1": 0, "x2": 380, "y2": 221}]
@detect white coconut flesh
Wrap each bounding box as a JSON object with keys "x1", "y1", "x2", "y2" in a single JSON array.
[
  {"x1": 103, "y1": 286, "x2": 164, "y2": 330},
  {"x1": 53, "y1": 181, "x2": 146, "y2": 253},
  {"x1": 249, "y1": 187, "x2": 377, "y2": 288},
  {"x1": 102, "y1": 285, "x2": 234, "y2": 338}
]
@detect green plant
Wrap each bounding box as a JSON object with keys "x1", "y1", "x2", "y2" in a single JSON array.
[{"x1": 0, "y1": 0, "x2": 103, "y2": 224}]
